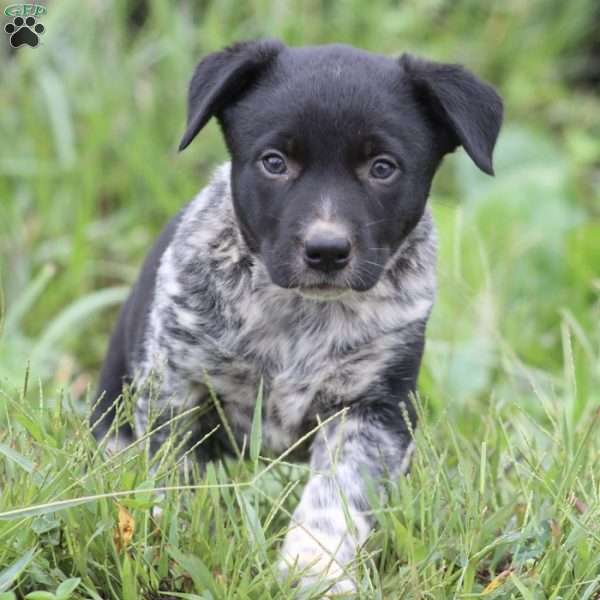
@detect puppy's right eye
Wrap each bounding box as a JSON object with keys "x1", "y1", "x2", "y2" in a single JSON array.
[{"x1": 260, "y1": 152, "x2": 287, "y2": 176}]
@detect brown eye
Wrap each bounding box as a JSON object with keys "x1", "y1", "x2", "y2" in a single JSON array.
[
  {"x1": 261, "y1": 152, "x2": 287, "y2": 175},
  {"x1": 370, "y1": 158, "x2": 398, "y2": 180}
]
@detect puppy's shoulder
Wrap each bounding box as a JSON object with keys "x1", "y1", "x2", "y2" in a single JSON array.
[{"x1": 154, "y1": 162, "x2": 248, "y2": 308}]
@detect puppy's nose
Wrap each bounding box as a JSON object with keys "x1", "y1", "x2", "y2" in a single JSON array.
[{"x1": 304, "y1": 233, "x2": 352, "y2": 272}]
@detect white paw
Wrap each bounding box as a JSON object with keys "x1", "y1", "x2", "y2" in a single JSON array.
[
  {"x1": 278, "y1": 527, "x2": 357, "y2": 596},
  {"x1": 293, "y1": 571, "x2": 357, "y2": 597},
  {"x1": 324, "y1": 576, "x2": 357, "y2": 597}
]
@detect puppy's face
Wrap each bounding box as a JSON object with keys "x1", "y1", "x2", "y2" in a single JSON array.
[
  {"x1": 180, "y1": 41, "x2": 502, "y2": 295},
  {"x1": 222, "y1": 47, "x2": 443, "y2": 293}
]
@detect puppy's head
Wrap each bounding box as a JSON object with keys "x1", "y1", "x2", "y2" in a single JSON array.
[{"x1": 180, "y1": 40, "x2": 502, "y2": 296}]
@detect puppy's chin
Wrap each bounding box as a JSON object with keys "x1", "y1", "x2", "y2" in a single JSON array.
[
  {"x1": 294, "y1": 285, "x2": 353, "y2": 301},
  {"x1": 263, "y1": 253, "x2": 386, "y2": 296},
  {"x1": 267, "y1": 272, "x2": 381, "y2": 299}
]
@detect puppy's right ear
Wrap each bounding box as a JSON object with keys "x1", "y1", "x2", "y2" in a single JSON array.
[{"x1": 179, "y1": 39, "x2": 284, "y2": 151}]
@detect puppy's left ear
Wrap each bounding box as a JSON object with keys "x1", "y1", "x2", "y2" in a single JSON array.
[
  {"x1": 400, "y1": 54, "x2": 503, "y2": 175},
  {"x1": 179, "y1": 39, "x2": 284, "y2": 151}
]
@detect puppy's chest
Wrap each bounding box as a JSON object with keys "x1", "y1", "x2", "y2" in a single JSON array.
[
  {"x1": 197, "y1": 301, "x2": 368, "y2": 453},
  {"x1": 160, "y1": 256, "x2": 418, "y2": 453}
]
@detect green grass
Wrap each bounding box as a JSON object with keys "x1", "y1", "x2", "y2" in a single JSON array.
[{"x1": 1, "y1": 0, "x2": 600, "y2": 597}]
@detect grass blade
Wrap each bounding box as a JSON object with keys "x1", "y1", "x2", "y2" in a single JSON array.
[
  {"x1": 249, "y1": 378, "x2": 263, "y2": 465},
  {"x1": 31, "y1": 287, "x2": 128, "y2": 365},
  {"x1": 0, "y1": 548, "x2": 36, "y2": 592}
]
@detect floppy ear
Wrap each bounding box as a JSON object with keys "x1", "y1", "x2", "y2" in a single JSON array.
[
  {"x1": 179, "y1": 39, "x2": 284, "y2": 151},
  {"x1": 400, "y1": 54, "x2": 503, "y2": 175}
]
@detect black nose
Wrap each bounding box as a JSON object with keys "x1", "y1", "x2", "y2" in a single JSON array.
[{"x1": 304, "y1": 234, "x2": 352, "y2": 272}]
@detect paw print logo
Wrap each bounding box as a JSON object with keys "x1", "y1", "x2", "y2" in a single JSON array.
[{"x1": 4, "y1": 15, "x2": 45, "y2": 48}]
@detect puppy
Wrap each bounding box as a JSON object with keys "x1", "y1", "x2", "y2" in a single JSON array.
[{"x1": 92, "y1": 40, "x2": 502, "y2": 593}]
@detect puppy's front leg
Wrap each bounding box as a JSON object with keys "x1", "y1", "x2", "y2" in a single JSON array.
[
  {"x1": 134, "y1": 367, "x2": 222, "y2": 467},
  {"x1": 279, "y1": 403, "x2": 415, "y2": 594}
]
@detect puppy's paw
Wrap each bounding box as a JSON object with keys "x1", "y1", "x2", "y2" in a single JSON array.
[
  {"x1": 295, "y1": 572, "x2": 357, "y2": 598},
  {"x1": 278, "y1": 527, "x2": 357, "y2": 597},
  {"x1": 324, "y1": 576, "x2": 357, "y2": 597}
]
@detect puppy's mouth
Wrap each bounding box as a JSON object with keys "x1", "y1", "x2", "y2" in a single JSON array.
[
  {"x1": 262, "y1": 248, "x2": 386, "y2": 296},
  {"x1": 294, "y1": 283, "x2": 352, "y2": 301}
]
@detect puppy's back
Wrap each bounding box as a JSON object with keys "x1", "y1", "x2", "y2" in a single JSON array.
[{"x1": 91, "y1": 210, "x2": 183, "y2": 443}]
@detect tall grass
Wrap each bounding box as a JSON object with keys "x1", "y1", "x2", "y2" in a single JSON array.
[{"x1": 1, "y1": 0, "x2": 599, "y2": 597}]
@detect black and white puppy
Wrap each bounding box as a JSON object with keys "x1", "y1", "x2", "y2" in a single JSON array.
[{"x1": 92, "y1": 40, "x2": 502, "y2": 593}]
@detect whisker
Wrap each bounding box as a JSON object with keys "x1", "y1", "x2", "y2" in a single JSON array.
[
  {"x1": 360, "y1": 219, "x2": 386, "y2": 228},
  {"x1": 362, "y1": 259, "x2": 384, "y2": 269}
]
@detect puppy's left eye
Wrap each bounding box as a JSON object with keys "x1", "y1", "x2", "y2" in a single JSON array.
[
  {"x1": 261, "y1": 152, "x2": 288, "y2": 176},
  {"x1": 369, "y1": 158, "x2": 398, "y2": 180}
]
